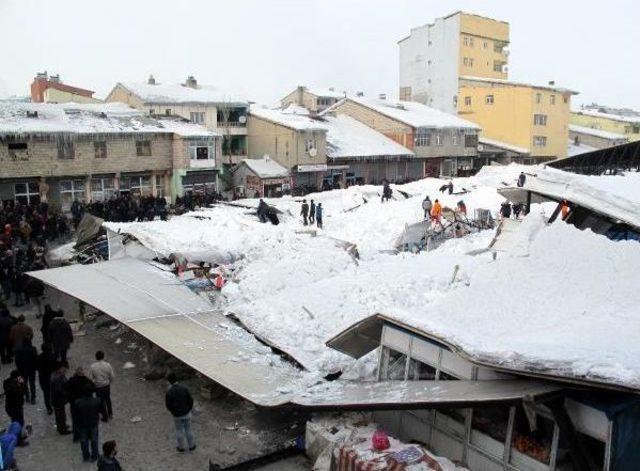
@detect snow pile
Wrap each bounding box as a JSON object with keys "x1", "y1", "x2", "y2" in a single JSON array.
[
  {"x1": 118, "y1": 82, "x2": 247, "y2": 105},
  {"x1": 241, "y1": 156, "x2": 290, "y2": 178}
]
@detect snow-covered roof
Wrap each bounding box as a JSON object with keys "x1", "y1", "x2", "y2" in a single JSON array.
[
  {"x1": 567, "y1": 140, "x2": 598, "y2": 157},
  {"x1": 460, "y1": 75, "x2": 578, "y2": 95},
  {"x1": 479, "y1": 137, "x2": 529, "y2": 154},
  {"x1": 0, "y1": 102, "x2": 214, "y2": 137},
  {"x1": 323, "y1": 114, "x2": 413, "y2": 158},
  {"x1": 572, "y1": 109, "x2": 640, "y2": 124},
  {"x1": 241, "y1": 157, "x2": 290, "y2": 179},
  {"x1": 304, "y1": 86, "x2": 345, "y2": 99},
  {"x1": 155, "y1": 118, "x2": 220, "y2": 138},
  {"x1": 115, "y1": 82, "x2": 248, "y2": 106},
  {"x1": 342, "y1": 96, "x2": 480, "y2": 130},
  {"x1": 249, "y1": 104, "x2": 327, "y2": 132},
  {"x1": 569, "y1": 124, "x2": 628, "y2": 140}
]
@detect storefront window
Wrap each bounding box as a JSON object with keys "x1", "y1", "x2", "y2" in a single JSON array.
[
  {"x1": 14, "y1": 182, "x2": 40, "y2": 206},
  {"x1": 91, "y1": 178, "x2": 115, "y2": 202},
  {"x1": 60, "y1": 179, "x2": 86, "y2": 211},
  {"x1": 130, "y1": 176, "x2": 152, "y2": 196}
]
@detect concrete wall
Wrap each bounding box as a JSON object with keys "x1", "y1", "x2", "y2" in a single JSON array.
[
  {"x1": 570, "y1": 112, "x2": 640, "y2": 142},
  {"x1": 569, "y1": 130, "x2": 628, "y2": 149},
  {"x1": 44, "y1": 88, "x2": 102, "y2": 104}
]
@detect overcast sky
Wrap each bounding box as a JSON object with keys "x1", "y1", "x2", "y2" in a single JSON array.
[{"x1": 1, "y1": 0, "x2": 638, "y2": 109}]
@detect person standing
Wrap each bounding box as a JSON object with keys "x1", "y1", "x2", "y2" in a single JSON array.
[
  {"x1": 97, "y1": 440, "x2": 123, "y2": 471},
  {"x1": 14, "y1": 337, "x2": 37, "y2": 404},
  {"x1": 309, "y1": 200, "x2": 316, "y2": 224},
  {"x1": 9, "y1": 315, "x2": 32, "y2": 353},
  {"x1": 165, "y1": 373, "x2": 196, "y2": 452},
  {"x1": 90, "y1": 351, "x2": 115, "y2": 421},
  {"x1": 315, "y1": 203, "x2": 323, "y2": 229},
  {"x1": 48, "y1": 311, "x2": 73, "y2": 363},
  {"x1": 300, "y1": 200, "x2": 309, "y2": 226},
  {"x1": 3, "y1": 370, "x2": 26, "y2": 426},
  {"x1": 381, "y1": 180, "x2": 392, "y2": 203},
  {"x1": 50, "y1": 362, "x2": 71, "y2": 435},
  {"x1": 421, "y1": 196, "x2": 432, "y2": 220},
  {"x1": 40, "y1": 304, "x2": 56, "y2": 344},
  {"x1": 517, "y1": 171, "x2": 526, "y2": 187},
  {"x1": 66, "y1": 367, "x2": 96, "y2": 442},
  {"x1": 37, "y1": 343, "x2": 56, "y2": 414},
  {"x1": 430, "y1": 199, "x2": 443, "y2": 225},
  {"x1": 74, "y1": 388, "x2": 102, "y2": 462},
  {"x1": 0, "y1": 307, "x2": 15, "y2": 364}
]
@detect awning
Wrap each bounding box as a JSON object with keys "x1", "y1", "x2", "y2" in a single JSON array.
[{"x1": 28, "y1": 258, "x2": 303, "y2": 406}]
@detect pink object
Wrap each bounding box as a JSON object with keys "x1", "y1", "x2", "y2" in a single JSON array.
[{"x1": 371, "y1": 429, "x2": 390, "y2": 451}]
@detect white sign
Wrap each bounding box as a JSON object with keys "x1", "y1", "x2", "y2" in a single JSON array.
[{"x1": 297, "y1": 164, "x2": 328, "y2": 173}]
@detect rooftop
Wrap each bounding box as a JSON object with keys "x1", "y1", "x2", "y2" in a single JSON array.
[
  {"x1": 340, "y1": 96, "x2": 481, "y2": 130},
  {"x1": 569, "y1": 124, "x2": 628, "y2": 141},
  {"x1": 241, "y1": 156, "x2": 290, "y2": 179},
  {"x1": 571, "y1": 109, "x2": 640, "y2": 124},
  {"x1": 479, "y1": 137, "x2": 529, "y2": 154},
  {"x1": 113, "y1": 82, "x2": 248, "y2": 106},
  {"x1": 0, "y1": 102, "x2": 215, "y2": 137},
  {"x1": 248, "y1": 104, "x2": 327, "y2": 132},
  {"x1": 460, "y1": 75, "x2": 579, "y2": 95},
  {"x1": 322, "y1": 114, "x2": 413, "y2": 158},
  {"x1": 302, "y1": 86, "x2": 346, "y2": 99}
]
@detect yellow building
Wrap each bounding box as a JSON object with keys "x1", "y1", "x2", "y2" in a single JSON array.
[
  {"x1": 400, "y1": 11, "x2": 578, "y2": 161},
  {"x1": 459, "y1": 77, "x2": 577, "y2": 160},
  {"x1": 571, "y1": 110, "x2": 640, "y2": 142}
]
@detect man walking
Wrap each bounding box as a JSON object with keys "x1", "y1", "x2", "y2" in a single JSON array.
[
  {"x1": 309, "y1": 200, "x2": 316, "y2": 224},
  {"x1": 90, "y1": 351, "x2": 115, "y2": 421},
  {"x1": 37, "y1": 343, "x2": 56, "y2": 414},
  {"x1": 48, "y1": 311, "x2": 73, "y2": 362},
  {"x1": 74, "y1": 388, "x2": 102, "y2": 462},
  {"x1": 66, "y1": 367, "x2": 95, "y2": 442},
  {"x1": 14, "y1": 336, "x2": 37, "y2": 404},
  {"x1": 0, "y1": 307, "x2": 15, "y2": 364},
  {"x1": 300, "y1": 199, "x2": 309, "y2": 226},
  {"x1": 315, "y1": 203, "x2": 323, "y2": 229},
  {"x1": 3, "y1": 370, "x2": 26, "y2": 426},
  {"x1": 165, "y1": 373, "x2": 196, "y2": 452},
  {"x1": 50, "y1": 361, "x2": 71, "y2": 435}
]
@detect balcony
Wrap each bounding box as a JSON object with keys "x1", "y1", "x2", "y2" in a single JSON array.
[{"x1": 218, "y1": 121, "x2": 246, "y2": 128}]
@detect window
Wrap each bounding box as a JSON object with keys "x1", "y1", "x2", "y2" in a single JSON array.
[
  {"x1": 633, "y1": 125, "x2": 640, "y2": 134},
  {"x1": 57, "y1": 136, "x2": 75, "y2": 159},
  {"x1": 305, "y1": 138, "x2": 316, "y2": 153},
  {"x1": 452, "y1": 132, "x2": 459, "y2": 146},
  {"x1": 165, "y1": 109, "x2": 171, "y2": 116},
  {"x1": 533, "y1": 136, "x2": 547, "y2": 146},
  {"x1": 493, "y1": 62, "x2": 505, "y2": 72},
  {"x1": 435, "y1": 133, "x2": 443, "y2": 146},
  {"x1": 189, "y1": 143, "x2": 215, "y2": 163},
  {"x1": 464, "y1": 96, "x2": 471, "y2": 106},
  {"x1": 190, "y1": 112, "x2": 205, "y2": 124},
  {"x1": 485, "y1": 94, "x2": 494, "y2": 105},
  {"x1": 94, "y1": 141, "x2": 107, "y2": 159},
  {"x1": 463, "y1": 36, "x2": 469, "y2": 46},
  {"x1": 408, "y1": 359, "x2": 436, "y2": 380},
  {"x1": 465, "y1": 134, "x2": 478, "y2": 148},
  {"x1": 14, "y1": 182, "x2": 40, "y2": 206},
  {"x1": 60, "y1": 179, "x2": 86, "y2": 211},
  {"x1": 550, "y1": 94, "x2": 556, "y2": 105},
  {"x1": 415, "y1": 132, "x2": 431, "y2": 147},
  {"x1": 463, "y1": 57, "x2": 469, "y2": 66},
  {"x1": 90, "y1": 178, "x2": 115, "y2": 202},
  {"x1": 535, "y1": 93, "x2": 542, "y2": 104},
  {"x1": 483, "y1": 40, "x2": 488, "y2": 49},
  {"x1": 533, "y1": 114, "x2": 548, "y2": 126},
  {"x1": 452, "y1": 95, "x2": 457, "y2": 107},
  {"x1": 7, "y1": 142, "x2": 28, "y2": 160},
  {"x1": 563, "y1": 96, "x2": 568, "y2": 104},
  {"x1": 469, "y1": 37, "x2": 474, "y2": 47},
  {"x1": 128, "y1": 175, "x2": 152, "y2": 196},
  {"x1": 136, "y1": 140, "x2": 152, "y2": 156},
  {"x1": 469, "y1": 57, "x2": 474, "y2": 67}
]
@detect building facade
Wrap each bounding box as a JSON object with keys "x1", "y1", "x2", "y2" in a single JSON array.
[
  {"x1": 30, "y1": 72, "x2": 99, "y2": 104},
  {"x1": 281, "y1": 86, "x2": 346, "y2": 113},
  {"x1": 0, "y1": 102, "x2": 220, "y2": 210},
  {"x1": 106, "y1": 76, "x2": 249, "y2": 172},
  {"x1": 329, "y1": 96, "x2": 480, "y2": 177},
  {"x1": 232, "y1": 157, "x2": 292, "y2": 198},
  {"x1": 569, "y1": 125, "x2": 628, "y2": 149},
  {"x1": 571, "y1": 109, "x2": 640, "y2": 142},
  {"x1": 399, "y1": 11, "x2": 576, "y2": 161}
]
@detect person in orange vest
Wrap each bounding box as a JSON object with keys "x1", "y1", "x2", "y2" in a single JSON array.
[
  {"x1": 561, "y1": 200, "x2": 570, "y2": 220},
  {"x1": 430, "y1": 199, "x2": 442, "y2": 225}
]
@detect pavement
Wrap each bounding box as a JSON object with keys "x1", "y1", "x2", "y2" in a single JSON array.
[{"x1": 1, "y1": 289, "x2": 311, "y2": 470}]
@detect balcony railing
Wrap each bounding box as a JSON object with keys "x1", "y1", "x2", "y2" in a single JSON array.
[{"x1": 218, "y1": 121, "x2": 246, "y2": 127}]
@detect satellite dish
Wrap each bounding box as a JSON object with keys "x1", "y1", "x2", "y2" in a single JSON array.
[
  {"x1": 309, "y1": 148, "x2": 318, "y2": 157},
  {"x1": 477, "y1": 144, "x2": 484, "y2": 151},
  {"x1": 238, "y1": 115, "x2": 247, "y2": 124}
]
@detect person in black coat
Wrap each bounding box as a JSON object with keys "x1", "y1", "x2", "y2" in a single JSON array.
[
  {"x1": 0, "y1": 307, "x2": 15, "y2": 364},
  {"x1": 66, "y1": 367, "x2": 95, "y2": 442},
  {"x1": 74, "y1": 389, "x2": 102, "y2": 462},
  {"x1": 37, "y1": 343, "x2": 56, "y2": 414},
  {"x1": 50, "y1": 362, "x2": 71, "y2": 435},
  {"x1": 300, "y1": 200, "x2": 309, "y2": 226},
  {"x1": 517, "y1": 171, "x2": 526, "y2": 187},
  {"x1": 48, "y1": 311, "x2": 73, "y2": 363},
  {"x1": 3, "y1": 370, "x2": 26, "y2": 426},
  {"x1": 40, "y1": 304, "x2": 56, "y2": 344},
  {"x1": 14, "y1": 337, "x2": 37, "y2": 404},
  {"x1": 165, "y1": 373, "x2": 196, "y2": 452}
]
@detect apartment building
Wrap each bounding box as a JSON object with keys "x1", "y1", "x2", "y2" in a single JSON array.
[
  {"x1": 571, "y1": 108, "x2": 640, "y2": 142},
  {"x1": 0, "y1": 102, "x2": 220, "y2": 209},
  {"x1": 30, "y1": 71, "x2": 100, "y2": 104},
  {"x1": 106, "y1": 76, "x2": 248, "y2": 168},
  {"x1": 458, "y1": 77, "x2": 576, "y2": 161},
  {"x1": 281, "y1": 86, "x2": 346, "y2": 113},
  {"x1": 329, "y1": 95, "x2": 480, "y2": 177},
  {"x1": 399, "y1": 11, "x2": 576, "y2": 160},
  {"x1": 247, "y1": 105, "x2": 328, "y2": 190}
]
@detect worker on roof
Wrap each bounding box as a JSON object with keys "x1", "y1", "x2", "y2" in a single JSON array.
[
  {"x1": 517, "y1": 172, "x2": 526, "y2": 187},
  {"x1": 421, "y1": 196, "x2": 432, "y2": 220},
  {"x1": 430, "y1": 199, "x2": 442, "y2": 225}
]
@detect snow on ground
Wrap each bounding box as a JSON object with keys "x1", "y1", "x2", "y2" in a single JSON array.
[{"x1": 107, "y1": 165, "x2": 640, "y2": 389}]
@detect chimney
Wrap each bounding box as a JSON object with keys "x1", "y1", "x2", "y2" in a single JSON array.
[
  {"x1": 379, "y1": 93, "x2": 387, "y2": 100},
  {"x1": 49, "y1": 74, "x2": 60, "y2": 83},
  {"x1": 297, "y1": 85, "x2": 305, "y2": 105},
  {"x1": 148, "y1": 74, "x2": 156, "y2": 85},
  {"x1": 36, "y1": 71, "x2": 48, "y2": 81},
  {"x1": 356, "y1": 91, "x2": 364, "y2": 97},
  {"x1": 185, "y1": 75, "x2": 198, "y2": 89},
  {"x1": 548, "y1": 80, "x2": 555, "y2": 86}
]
